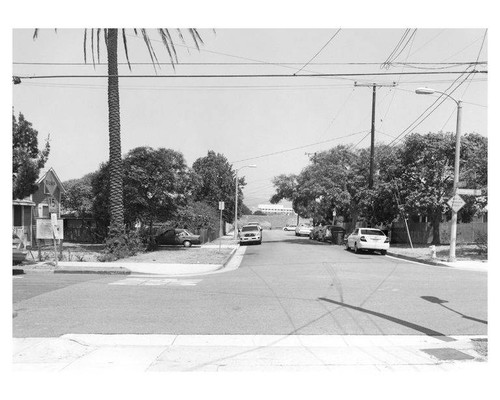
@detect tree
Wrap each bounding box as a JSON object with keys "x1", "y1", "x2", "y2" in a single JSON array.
[
  {"x1": 192, "y1": 151, "x2": 245, "y2": 223},
  {"x1": 240, "y1": 203, "x2": 253, "y2": 215},
  {"x1": 92, "y1": 146, "x2": 196, "y2": 240},
  {"x1": 378, "y1": 132, "x2": 488, "y2": 243},
  {"x1": 33, "y1": 29, "x2": 204, "y2": 245},
  {"x1": 12, "y1": 111, "x2": 50, "y2": 199},
  {"x1": 61, "y1": 173, "x2": 95, "y2": 217}
]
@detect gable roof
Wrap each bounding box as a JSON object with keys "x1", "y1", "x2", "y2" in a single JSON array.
[{"x1": 36, "y1": 167, "x2": 66, "y2": 193}]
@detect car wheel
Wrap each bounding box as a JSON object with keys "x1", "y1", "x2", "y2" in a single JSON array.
[
  {"x1": 380, "y1": 250, "x2": 387, "y2": 255},
  {"x1": 183, "y1": 241, "x2": 192, "y2": 248},
  {"x1": 354, "y1": 243, "x2": 360, "y2": 253}
]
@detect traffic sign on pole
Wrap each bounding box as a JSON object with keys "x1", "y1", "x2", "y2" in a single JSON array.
[{"x1": 447, "y1": 194, "x2": 466, "y2": 212}]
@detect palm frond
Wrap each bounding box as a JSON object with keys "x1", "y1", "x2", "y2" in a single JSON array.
[
  {"x1": 158, "y1": 29, "x2": 177, "y2": 69},
  {"x1": 139, "y1": 29, "x2": 160, "y2": 73},
  {"x1": 91, "y1": 29, "x2": 96, "y2": 66},
  {"x1": 83, "y1": 28, "x2": 88, "y2": 63},
  {"x1": 97, "y1": 28, "x2": 101, "y2": 64},
  {"x1": 121, "y1": 29, "x2": 132, "y2": 70},
  {"x1": 188, "y1": 28, "x2": 204, "y2": 50}
]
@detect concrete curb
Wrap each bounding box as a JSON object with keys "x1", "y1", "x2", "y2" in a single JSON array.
[
  {"x1": 387, "y1": 252, "x2": 447, "y2": 267},
  {"x1": 54, "y1": 265, "x2": 132, "y2": 275}
]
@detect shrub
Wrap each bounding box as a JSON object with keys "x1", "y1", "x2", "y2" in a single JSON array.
[
  {"x1": 475, "y1": 231, "x2": 488, "y2": 255},
  {"x1": 100, "y1": 226, "x2": 146, "y2": 261}
]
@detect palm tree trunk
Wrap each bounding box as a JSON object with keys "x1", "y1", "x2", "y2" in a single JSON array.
[{"x1": 106, "y1": 29, "x2": 125, "y2": 233}]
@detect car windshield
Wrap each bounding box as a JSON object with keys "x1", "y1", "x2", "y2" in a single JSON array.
[
  {"x1": 242, "y1": 226, "x2": 259, "y2": 232},
  {"x1": 361, "y1": 229, "x2": 385, "y2": 236}
]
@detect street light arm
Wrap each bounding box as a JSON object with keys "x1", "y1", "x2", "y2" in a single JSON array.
[{"x1": 415, "y1": 87, "x2": 460, "y2": 105}]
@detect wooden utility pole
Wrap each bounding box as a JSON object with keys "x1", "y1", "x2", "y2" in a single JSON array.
[{"x1": 354, "y1": 82, "x2": 397, "y2": 188}]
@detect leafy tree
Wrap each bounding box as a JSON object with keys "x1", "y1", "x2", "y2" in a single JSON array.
[
  {"x1": 377, "y1": 132, "x2": 487, "y2": 243},
  {"x1": 61, "y1": 173, "x2": 95, "y2": 217},
  {"x1": 173, "y1": 201, "x2": 220, "y2": 232},
  {"x1": 240, "y1": 203, "x2": 253, "y2": 215},
  {"x1": 33, "y1": 29, "x2": 204, "y2": 251},
  {"x1": 12, "y1": 111, "x2": 50, "y2": 199},
  {"x1": 92, "y1": 146, "x2": 196, "y2": 241},
  {"x1": 192, "y1": 151, "x2": 246, "y2": 223}
]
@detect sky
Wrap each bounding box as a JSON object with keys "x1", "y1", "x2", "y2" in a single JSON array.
[{"x1": 11, "y1": 27, "x2": 488, "y2": 209}]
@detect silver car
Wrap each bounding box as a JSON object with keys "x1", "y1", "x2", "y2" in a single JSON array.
[{"x1": 239, "y1": 225, "x2": 262, "y2": 245}]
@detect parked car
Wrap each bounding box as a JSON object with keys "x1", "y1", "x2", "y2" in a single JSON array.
[
  {"x1": 239, "y1": 225, "x2": 262, "y2": 245},
  {"x1": 283, "y1": 224, "x2": 297, "y2": 231},
  {"x1": 155, "y1": 228, "x2": 201, "y2": 247},
  {"x1": 295, "y1": 224, "x2": 312, "y2": 237},
  {"x1": 12, "y1": 235, "x2": 27, "y2": 265},
  {"x1": 309, "y1": 225, "x2": 323, "y2": 240},
  {"x1": 345, "y1": 228, "x2": 390, "y2": 255}
]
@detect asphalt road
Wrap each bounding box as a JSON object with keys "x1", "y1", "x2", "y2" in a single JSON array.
[{"x1": 13, "y1": 230, "x2": 487, "y2": 338}]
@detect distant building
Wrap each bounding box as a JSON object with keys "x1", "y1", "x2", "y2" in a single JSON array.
[{"x1": 257, "y1": 204, "x2": 295, "y2": 215}]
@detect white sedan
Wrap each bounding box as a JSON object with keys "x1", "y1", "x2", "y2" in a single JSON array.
[{"x1": 345, "y1": 228, "x2": 390, "y2": 255}]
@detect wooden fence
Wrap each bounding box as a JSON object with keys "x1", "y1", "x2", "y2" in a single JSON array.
[{"x1": 391, "y1": 221, "x2": 487, "y2": 245}]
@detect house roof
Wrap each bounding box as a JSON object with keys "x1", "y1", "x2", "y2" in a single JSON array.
[{"x1": 36, "y1": 167, "x2": 66, "y2": 193}]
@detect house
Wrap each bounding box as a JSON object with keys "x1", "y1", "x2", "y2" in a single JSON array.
[{"x1": 12, "y1": 168, "x2": 66, "y2": 247}]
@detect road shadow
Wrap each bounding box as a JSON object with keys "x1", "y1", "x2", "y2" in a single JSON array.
[
  {"x1": 318, "y1": 297, "x2": 456, "y2": 342},
  {"x1": 421, "y1": 296, "x2": 488, "y2": 325}
]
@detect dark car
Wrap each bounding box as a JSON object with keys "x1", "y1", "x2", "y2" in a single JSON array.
[
  {"x1": 12, "y1": 235, "x2": 27, "y2": 265},
  {"x1": 155, "y1": 228, "x2": 201, "y2": 247},
  {"x1": 309, "y1": 225, "x2": 323, "y2": 240}
]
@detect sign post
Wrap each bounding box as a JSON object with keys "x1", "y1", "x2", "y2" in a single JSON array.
[
  {"x1": 50, "y1": 213, "x2": 59, "y2": 267},
  {"x1": 218, "y1": 201, "x2": 225, "y2": 252}
]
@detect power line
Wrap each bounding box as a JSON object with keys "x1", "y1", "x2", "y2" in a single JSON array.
[
  {"x1": 294, "y1": 29, "x2": 342, "y2": 75},
  {"x1": 13, "y1": 60, "x2": 487, "y2": 67},
  {"x1": 230, "y1": 130, "x2": 367, "y2": 164},
  {"x1": 386, "y1": 67, "x2": 476, "y2": 148},
  {"x1": 13, "y1": 70, "x2": 488, "y2": 81}
]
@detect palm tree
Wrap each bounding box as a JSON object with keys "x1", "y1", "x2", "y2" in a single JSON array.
[{"x1": 34, "y1": 28, "x2": 204, "y2": 241}]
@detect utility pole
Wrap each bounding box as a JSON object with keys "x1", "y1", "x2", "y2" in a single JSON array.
[{"x1": 354, "y1": 82, "x2": 397, "y2": 188}]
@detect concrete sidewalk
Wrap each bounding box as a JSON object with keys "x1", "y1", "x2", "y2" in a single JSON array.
[
  {"x1": 387, "y1": 252, "x2": 487, "y2": 272},
  {"x1": 12, "y1": 334, "x2": 487, "y2": 372}
]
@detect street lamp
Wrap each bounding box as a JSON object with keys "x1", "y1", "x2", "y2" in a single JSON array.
[
  {"x1": 234, "y1": 164, "x2": 257, "y2": 239},
  {"x1": 415, "y1": 87, "x2": 462, "y2": 262}
]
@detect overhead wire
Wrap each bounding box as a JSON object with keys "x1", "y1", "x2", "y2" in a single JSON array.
[
  {"x1": 294, "y1": 29, "x2": 342, "y2": 75},
  {"x1": 14, "y1": 70, "x2": 487, "y2": 81},
  {"x1": 230, "y1": 130, "x2": 367, "y2": 164},
  {"x1": 386, "y1": 67, "x2": 476, "y2": 148}
]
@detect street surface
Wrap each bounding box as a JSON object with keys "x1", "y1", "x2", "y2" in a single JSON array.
[{"x1": 13, "y1": 230, "x2": 487, "y2": 338}]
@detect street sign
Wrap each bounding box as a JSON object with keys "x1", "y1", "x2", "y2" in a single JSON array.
[
  {"x1": 447, "y1": 194, "x2": 466, "y2": 212},
  {"x1": 48, "y1": 196, "x2": 58, "y2": 213},
  {"x1": 456, "y1": 188, "x2": 482, "y2": 196},
  {"x1": 44, "y1": 170, "x2": 58, "y2": 195},
  {"x1": 219, "y1": 201, "x2": 225, "y2": 210}
]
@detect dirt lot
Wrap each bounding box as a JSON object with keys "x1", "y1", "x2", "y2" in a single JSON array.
[
  {"x1": 388, "y1": 243, "x2": 487, "y2": 263},
  {"x1": 19, "y1": 243, "x2": 234, "y2": 269},
  {"x1": 121, "y1": 246, "x2": 234, "y2": 264}
]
